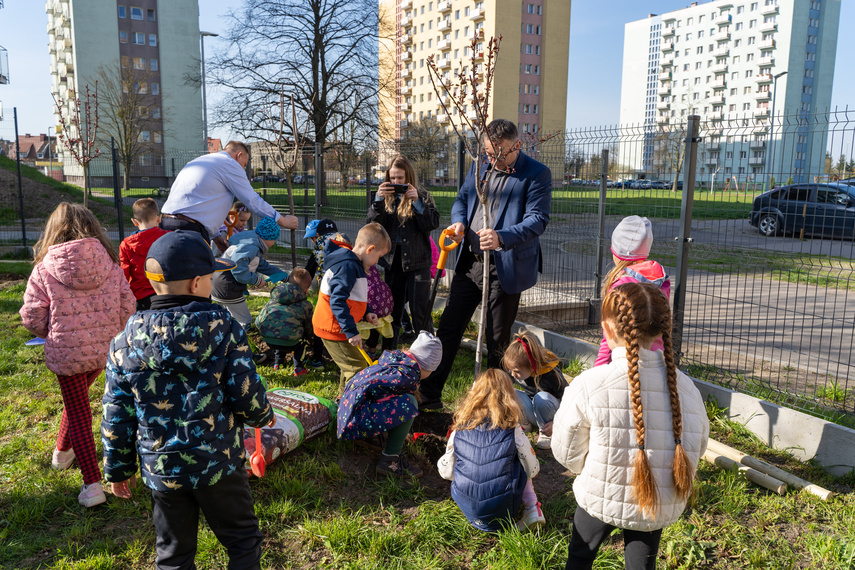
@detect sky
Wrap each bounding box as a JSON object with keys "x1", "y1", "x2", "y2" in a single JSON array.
[{"x1": 0, "y1": 0, "x2": 852, "y2": 138}]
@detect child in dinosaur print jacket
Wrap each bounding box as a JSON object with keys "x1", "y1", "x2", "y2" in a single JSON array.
[{"x1": 101, "y1": 231, "x2": 275, "y2": 570}]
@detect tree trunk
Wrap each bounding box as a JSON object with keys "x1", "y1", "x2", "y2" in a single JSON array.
[
  {"x1": 82, "y1": 163, "x2": 89, "y2": 209},
  {"x1": 473, "y1": 192, "x2": 490, "y2": 378},
  {"x1": 285, "y1": 178, "x2": 298, "y2": 269},
  {"x1": 123, "y1": 165, "x2": 131, "y2": 195}
]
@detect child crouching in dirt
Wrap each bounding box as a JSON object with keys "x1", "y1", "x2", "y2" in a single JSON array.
[
  {"x1": 438, "y1": 369, "x2": 545, "y2": 532},
  {"x1": 336, "y1": 331, "x2": 442, "y2": 479}
]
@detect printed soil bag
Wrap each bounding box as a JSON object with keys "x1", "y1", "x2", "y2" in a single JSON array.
[{"x1": 243, "y1": 388, "x2": 336, "y2": 475}]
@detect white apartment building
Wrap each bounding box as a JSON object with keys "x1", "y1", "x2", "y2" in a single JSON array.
[{"x1": 619, "y1": 0, "x2": 840, "y2": 184}]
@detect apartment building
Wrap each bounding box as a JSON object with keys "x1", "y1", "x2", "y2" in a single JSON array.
[
  {"x1": 379, "y1": 0, "x2": 570, "y2": 145},
  {"x1": 619, "y1": 0, "x2": 840, "y2": 183},
  {"x1": 46, "y1": 0, "x2": 202, "y2": 185}
]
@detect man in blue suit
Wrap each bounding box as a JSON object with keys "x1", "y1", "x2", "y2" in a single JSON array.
[{"x1": 419, "y1": 119, "x2": 552, "y2": 409}]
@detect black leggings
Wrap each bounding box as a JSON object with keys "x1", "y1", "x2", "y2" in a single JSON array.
[{"x1": 566, "y1": 507, "x2": 663, "y2": 570}]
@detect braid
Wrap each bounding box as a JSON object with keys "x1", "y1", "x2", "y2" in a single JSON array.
[{"x1": 663, "y1": 326, "x2": 695, "y2": 501}]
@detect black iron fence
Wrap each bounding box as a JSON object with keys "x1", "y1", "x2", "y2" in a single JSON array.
[{"x1": 3, "y1": 109, "x2": 855, "y2": 425}]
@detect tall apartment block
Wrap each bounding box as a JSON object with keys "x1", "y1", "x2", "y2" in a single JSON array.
[
  {"x1": 619, "y1": 0, "x2": 840, "y2": 183},
  {"x1": 46, "y1": 0, "x2": 203, "y2": 185},
  {"x1": 378, "y1": 0, "x2": 570, "y2": 144}
]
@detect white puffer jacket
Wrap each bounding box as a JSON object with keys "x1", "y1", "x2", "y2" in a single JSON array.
[{"x1": 552, "y1": 347, "x2": 709, "y2": 531}]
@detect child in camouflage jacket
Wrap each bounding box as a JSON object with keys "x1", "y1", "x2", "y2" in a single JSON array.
[{"x1": 254, "y1": 268, "x2": 315, "y2": 373}]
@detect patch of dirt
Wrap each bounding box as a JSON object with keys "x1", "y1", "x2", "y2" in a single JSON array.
[{"x1": 0, "y1": 275, "x2": 25, "y2": 285}]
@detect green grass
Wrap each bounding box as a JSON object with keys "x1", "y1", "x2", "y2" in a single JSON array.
[{"x1": 3, "y1": 272, "x2": 855, "y2": 568}]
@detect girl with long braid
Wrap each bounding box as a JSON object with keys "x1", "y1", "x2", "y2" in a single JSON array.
[{"x1": 552, "y1": 282, "x2": 709, "y2": 570}]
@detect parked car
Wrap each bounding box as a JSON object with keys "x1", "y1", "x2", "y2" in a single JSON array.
[
  {"x1": 251, "y1": 175, "x2": 264, "y2": 183},
  {"x1": 749, "y1": 182, "x2": 855, "y2": 238}
]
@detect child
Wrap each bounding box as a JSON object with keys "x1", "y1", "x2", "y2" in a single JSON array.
[
  {"x1": 304, "y1": 218, "x2": 339, "y2": 284},
  {"x1": 337, "y1": 331, "x2": 442, "y2": 478},
  {"x1": 212, "y1": 201, "x2": 252, "y2": 256},
  {"x1": 254, "y1": 267, "x2": 318, "y2": 373},
  {"x1": 552, "y1": 282, "x2": 709, "y2": 569},
  {"x1": 19, "y1": 202, "x2": 135, "y2": 507},
  {"x1": 312, "y1": 222, "x2": 391, "y2": 395},
  {"x1": 501, "y1": 329, "x2": 569, "y2": 450},
  {"x1": 211, "y1": 216, "x2": 283, "y2": 329},
  {"x1": 102, "y1": 230, "x2": 275, "y2": 569},
  {"x1": 438, "y1": 369, "x2": 545, "y2": 532},
  {"x1": 120, "y1": 197, "x2": 168, "y2": 310},
  {"x1": 596, "y1": 215, "x2": 670, "y2": 366}
]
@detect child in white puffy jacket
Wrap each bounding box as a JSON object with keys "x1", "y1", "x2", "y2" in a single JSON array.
[{"x1": 552, "y1": 282, "x2": 709, "y2": 570}]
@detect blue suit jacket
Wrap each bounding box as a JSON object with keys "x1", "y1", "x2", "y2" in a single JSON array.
[{"x1": 451, "y1": 151, "x2": 552, "y2": 295}]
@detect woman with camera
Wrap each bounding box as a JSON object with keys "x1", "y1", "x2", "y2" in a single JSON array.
[{"x1": 367, "y1": 154, "x2": 440, "y2": 351}]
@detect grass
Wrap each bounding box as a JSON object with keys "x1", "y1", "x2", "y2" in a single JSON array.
[{"x1": 3, "y1": 266, "x2": 855, "y2": 568}]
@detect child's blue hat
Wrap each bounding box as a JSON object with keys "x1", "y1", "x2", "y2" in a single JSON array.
[
  {"x1": 305, "y1": 219, "x2": 337, "y2": 240},
  {"x1": 255, "y1": 217, "x2": 280, "y2": 241},
  {"x1": 146, "y1": 231, "x2": 235, "y2": 282}
]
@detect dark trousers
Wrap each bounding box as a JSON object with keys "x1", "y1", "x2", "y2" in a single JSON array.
[
  {"x1": 419, "y1": 249, "x2": 521, "y2": 402},
  {"x1": 160, "y1": 215, "x2": 211, "y2": 243},
  {"x1": 151, "y1": 471, "x2": 262, "y2": 570},
  {"x1": 382, "y1": 247, "x2": 434, "y2": 350},
  {"x1": 566, "y1": 507, "x2": 663, "y2": 570}
]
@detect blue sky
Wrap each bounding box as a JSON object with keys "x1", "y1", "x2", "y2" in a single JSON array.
[{"x1": 0, "y1": 1, "x2": 852, "y2": 137}]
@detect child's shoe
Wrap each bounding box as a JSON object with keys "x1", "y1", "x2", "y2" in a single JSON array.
[
  {"x1": 306, "y1": 359, "x2": 325, "y2": 370},
  {"x1": 376, "y1": 453, "x2": 423, "y2": 479},
  {"x1": 51, "y1": 447, "x2": 75, "y2": 470},
  {"x1": 272, "y1": 349, "x2": 282, "y2": 370},
  {"x1": 79, "y1": 482, "x2": 107, "y2": 508},
  {"x1": 517, "y1": 502, "x2": 545, "y2": 531},
  {"x1": 536, "y1": 433, "x2": 552, "y2": 450},
  {"x1": 520, "y1": 419, "x2": 534, "y2": 433},
  {"x1": 293, "y1": 367, "x2": 309, "y2": 377}
]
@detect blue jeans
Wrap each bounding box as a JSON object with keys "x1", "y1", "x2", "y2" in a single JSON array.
[{"x1": 515, "y1": 390, "x2": 560, "y2": 430}]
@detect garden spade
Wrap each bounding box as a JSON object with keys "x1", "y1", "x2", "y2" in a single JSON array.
[
  {"x1": 250, "y1": 427, "x2": 266, "y2": 477},
  {"x1": 420, "y1": 228, "x2": 460, "y2": 331}
]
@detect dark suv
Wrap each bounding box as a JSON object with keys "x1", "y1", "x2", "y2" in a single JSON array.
[{"x1": 749, "y1": 182, "x2": 855, "y2": 238}]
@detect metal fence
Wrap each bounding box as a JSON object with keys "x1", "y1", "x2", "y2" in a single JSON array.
[{"x1": 3, "y1": 108, "x2": 855, "y2": 425}]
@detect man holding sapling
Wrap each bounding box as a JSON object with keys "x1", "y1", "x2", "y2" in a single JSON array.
[{"x1": 419, "y1": 119, "x2": 552, "y2": 410}]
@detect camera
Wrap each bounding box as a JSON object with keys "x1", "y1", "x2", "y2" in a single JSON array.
[{"x1": 390, "y1": 183, "x2": 409, "y2": 194}]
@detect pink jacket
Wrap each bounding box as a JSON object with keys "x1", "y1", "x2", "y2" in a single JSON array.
[
  {"x1": 595, "y1": 260, "x2": 671, "y2": 367},
  {"x1": 20, "y1": 237, "x2": 135, "y2": 376}
]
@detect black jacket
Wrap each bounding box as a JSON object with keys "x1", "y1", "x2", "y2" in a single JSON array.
[{"x1": 366, "y1": 188, "x2": 440, "y2": 272}]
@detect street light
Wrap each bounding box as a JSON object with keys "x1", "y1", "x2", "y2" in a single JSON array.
[
  {"x1": 200, "y1": 31, "x2": 219, "y2": 153},
  {"x1": 767, "y1": 70, "x2": 787, "y2": 188}
]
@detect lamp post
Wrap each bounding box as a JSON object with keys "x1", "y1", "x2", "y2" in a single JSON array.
[
  {"x1": 200, "y1": 31, "x2": 218, "y2": 153},
  {"x1": 767, "y1": 70, "x2": 787, "y2": 188}
]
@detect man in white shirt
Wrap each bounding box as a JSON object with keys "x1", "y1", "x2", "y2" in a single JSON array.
[{"x1": 160, "y1": 141, "x2": 298, "y2": 241}]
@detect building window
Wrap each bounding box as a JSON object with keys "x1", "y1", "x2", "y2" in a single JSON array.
[
  {"x1": 120, "y1": 31, "x2": 129, "y2": 44},
  {"x1": 135, "y1": 82, "x2": 147, "y2": 94},
  {"x1": 133, "y1": 57, "x2": 146, "y2": 70},
  {"x1": 534, "y1": 65, "x2": 540, "y2": 75},
  {"x1": 524, "y1": 64, "x2": 532, "y2": 74},
  {"x1": 118, "y1": 5, "x2": 126, "y2": 18},
  {"x1": 153, "y1": 132, "x2": 162, "y2": 143},
  {"x1": 152, "y1": 83, "x2": 160, "y2": 95},
  {"x1": 149, "y1": 34, "x2": 157, "y2": 46},
  {"x1": 121, "y1": 56, "x2": 129, "y2": 68},
  {"x1": 533, "y1": 104, "x2": 538, "y2": 114},
  {"x1": 138, "y1": 131, "x2": 150, "y2": 142},
  {"x1": 147, "y1": 9, "x2": 156, "y2": 21},
  {"x1": 524, "y1": 104, "x2": 530, "y2": 114},
  {"x1": 533, "y1": 85, "x2": 539, "y2": 94},
  {"x1": 150, "y1": 58, "x2": 158, "y2": 71},
  {"x1": 132, "y1": 32, "x2": 144, "y2": 45},
  {"x1": 152, "y1": 107, "x2": 161, "y2": 119},
  {"x1": 130, "y1": 7, "x2": 143, "y2": 20}
]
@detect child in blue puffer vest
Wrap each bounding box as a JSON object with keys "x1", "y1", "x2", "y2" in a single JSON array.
[{"x1": 437, "y1": 369, "x2": 544, "y2": 532}]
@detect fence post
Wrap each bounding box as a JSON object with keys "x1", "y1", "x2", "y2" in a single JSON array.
[
  {"x1": 590, "y1": 148, "x2": 609, "y2": 324},
  {"x1": 672, "y1": 115, "x2": 700, "y2": 366},
  {"x1": 303, "y1": 171, "x2": 309, "y2": 229},
  {"x1": 365, "y1": 156, "x2": 372, "y2": 210},
  {"x1": 110, "y1": 137, "x2": 125, "y2": 241},
  {"x1": 457, "y1": 138, "x2": 466, "y2": 189},
  {"x1": 314, "y1": 143, "x2": 322, "y2": 218},
  {"x1": 13, "y1": 108, "x2": 27, "y2": 249}
]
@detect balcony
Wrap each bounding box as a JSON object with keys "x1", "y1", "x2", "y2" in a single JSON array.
[
  {"x1": 437, "y1": 38, "x2": 451, "y2": 50},
  {"x1": 438, "y1": 57, "x2": 451, "y2": 69},
  {"x1": 401, "y1": 0, "x2": 412, "y2": 8},
  {"x1": 750, "y1": 140, "x2": 767, "y2": 149},
  {"x1": 761, "y1": 4, "x2": 779, "y2": 16},
  {"x1": 437, "y1": 113, "x2": 449, "y2": 123},
  {"x1": 399, "y1": 102, "x2": 411, "y2": 112},
  {"x1": 657, "y1": 101, "x2": 670, "y2": 110},
  {"x1": 469, "y1": 7, "x2": 485, "y2": 21},
  {"x1": 753, "y1": 123, "x2": 769, "y2": 134},
  {"x1": 760, "y1": 22, "x2": 778, "y2": 33},
  {"x1": 754, "y1": 108, "x2": 771, "y2": 119},
  {"x1": 712, "y1": 79, "x2": 727, "y2": 89},
  {"x1": 401, "y1": 51, "x2": 412, "y2": 61},
  {"x1": 705, "y1": 158, "x2": 719, "y2": 167},
  {"x1": 400, "y1": 16, "x2": 411, "y2": 28},
  {"x1": 706, "y1": 143, "x2": 721, "y2": 151},
  {"x1": 662, "y1": 27, "x2": 675, "y2": 38},
  {"x1": 712, "y1": 47, "x2": 730, "y2": 58},
  {"x1": 466, "y1": 109, "x2": 479, "y2": 120},
  {"x1": 758, "y1": 55, "x2": 774, "y2": 67},
  {"x1": 756, "y1": 73, "x2": 772, "y2": 84},
  {"x1": 401, "y1": 68, "x2": 411, "y2": 79},
  {"x1": 438, "y1": 19, "x2": 451, "y2": 31},
  {"x1": 714, "y1": 31, "x2": 731, "y2": 42},
  {"x1": 718, "y1": 14, "x2": 733, "y2": 26},
  {"x1": 657, "y1": 115, "x2": 670, "y2": 125},
  {"x1": 662, "y1": 42, "x2": 675, "y2": 52},
  {"x1": 474, "y1": 50, "x2": 484, "y2": 61},
  {"x1": 400, "y1": 120, "x2": 409, "y2": 128},
  {"x1": 660, "y1": 56, "x2": 674, "y2": 67},
  {"x1": 754, "y1": 90, "x2": 771, "y2": 101},
  {"x1": 400, "y1": 86, "x2": 411, "y2": 95},
  {"x1": 760, "y1": 39, "x2": 776, "y2": 49},
  {"x1": 468, "y1": 28, "x2": 484, "y2": 40},
  {"x1": 438, "y1": 0, "x2": 451, "y2": 12},
  {"x1": 707, "y1": 127, "x2": 723, "y2": 136},
  {"x1": 706, "y1": 111, "x2": 723, "y2": 121},
  {"x1": 712, "y1": 63, "x2": 728, "y2": 74},
  {"x1": 659, "y1": 72, "x2": 672, "y2": 82},
  {"x1": 658, "y1": 85, "x2": 672, "y2": 96},
  {"x1": 710, "y1": 95, "x2": 725, "y2": 105},
  {"x1": 401, "y1": 34, "x2": 412, "y2": 44},
  {"x1": 749, "y1": 157, "x2": 766, "y2": 166}
]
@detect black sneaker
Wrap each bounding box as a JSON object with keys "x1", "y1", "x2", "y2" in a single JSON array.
[
  {"x1": 376, "y1": 453, "x2": 423, "y2": 479},
  {"x1": 419, "y1": 398, "x2": 444, "y2": 411}
]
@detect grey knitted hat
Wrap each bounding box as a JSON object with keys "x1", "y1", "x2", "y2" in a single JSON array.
[
  {"x1": 407, "y1": 331, "x2": 443, "y2": 372},
  {"x1": 610, "y1": 216, "x2": 653, "y2": 261}
]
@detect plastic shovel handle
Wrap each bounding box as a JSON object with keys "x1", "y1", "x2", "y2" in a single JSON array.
[{"x1": 436, "y1": 228, "x2": 461, "y2": 272}]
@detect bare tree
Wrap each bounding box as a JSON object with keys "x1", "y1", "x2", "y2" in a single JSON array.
[
  {"x1": 401, "y1": 117, "x2": 450, "y2": 184},
  {"x1": 209, "y1": 0, "x2": 381, "y2": 157},
  {"x1": 96, "y1": 63, "x2": 160, "y2": 193},
  {"x1": 53, "y1": 83, "x2": 100, "y2": 208}
]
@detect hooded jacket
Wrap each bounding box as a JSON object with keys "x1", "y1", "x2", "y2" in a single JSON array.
[
  {"x1": 312, "y1": 239, "x2": 369, "y2": 341},
  {"x1": 211, "y1": 230, "x2": 278, "y2": 300},
  {"x1": 20, "y1": 237, "x2": 135, "y2": 376},
  {"x1": 255, "y1": 281, "x2": 313, "y2": 346},
  {"x1": 552, "y1": 347, "x2": 709, "y2": 532},
  {"x1": 595, "y1": 260, "x2": 671, "y2": 366},
  {"x1": 101, "y1": 298, "x2": 274, "y2": 492}
]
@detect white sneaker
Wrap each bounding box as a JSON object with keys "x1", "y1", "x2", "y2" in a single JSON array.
[
  {"x1": 536, "y1": 433, "x2": 552, "y2": 450},
  {"x1": 520, "y1": 419, "x2": 534, "y2": 433},
  {"x1": 517, "y1": 502, "x2": 546, "y2": 531},
  {"x1": 51, "y1": 448, "x2": 75, "y2": 470},
  {"x1": 78, "y1": 482, "x2": 107, "y2": 508}
]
